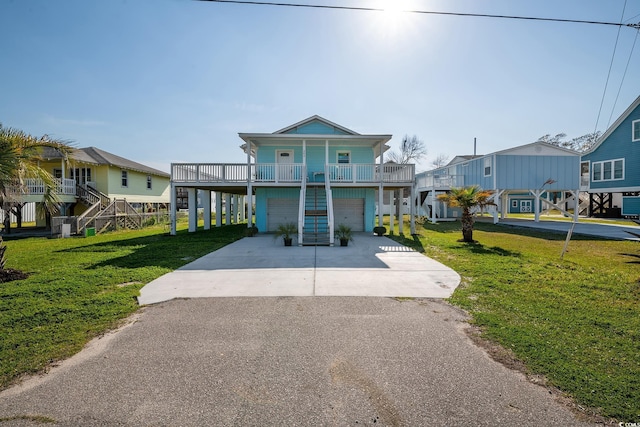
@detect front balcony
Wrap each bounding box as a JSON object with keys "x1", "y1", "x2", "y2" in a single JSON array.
[
  {"x1": 24, "y1": 178, "x2": 76, "y2": 195},
  {"x1": 171, "y1": 163, "x2": 415, "y2": 186}
]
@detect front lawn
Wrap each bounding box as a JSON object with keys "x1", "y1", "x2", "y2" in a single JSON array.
[
  {"x1": 0, "y1": 223, "x2": 247, "y2": 390},
  {"x1": 391, "y1": 220, "x2": 640, "y2": 422}
]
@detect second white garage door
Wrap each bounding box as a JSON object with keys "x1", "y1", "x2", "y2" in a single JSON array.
[
  {"x1": 333, "y1": 198, "x2": 364, "y2": 232},
  {"x1": 267, "y1": 198, "x2": 299, "y2": 231}
]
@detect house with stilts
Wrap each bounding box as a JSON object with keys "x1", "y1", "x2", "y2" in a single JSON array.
[
  {"x1": 580, "y1": 94, "x2": 640, "y2": 218},
  {"x1": 415, "y1": 142, "x2": 581, "y2": 222},
  {"x1": 169, "y1": 116, "x2": 416, "y2": 244}
]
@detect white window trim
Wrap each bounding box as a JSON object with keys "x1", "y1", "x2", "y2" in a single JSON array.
[
  {"x1": 633, "y1": 119, "x2": 640, "y2": 142},
  {"x1": 483, "y1": 157, "x2": 492, "y2": 177},
  {"x1": 121, "y1": 170, "x2": 128, "y2": 188},
  {"x1": 147, "y1": 175, "x2": 152, "y2": 190},
  {"x1": 592, "y1": 158, "x2": 624, "y2": 182},
  {"x1": 336, "y1": 150, "x2": 351, "y2": 164}
]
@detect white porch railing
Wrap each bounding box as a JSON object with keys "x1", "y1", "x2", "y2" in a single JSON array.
[
  {"x1": 172, "y1": 163, "x2": 415, "y2": 185},
  {"x1": 415, "y1": 173, "x2": 464, "y2": 189},
  {"x1": 24, "y1": 178, "x2": 76, "y2": 195},
  {"x1": 325, "y1": 163, "x2": 415, "y2": 183}
]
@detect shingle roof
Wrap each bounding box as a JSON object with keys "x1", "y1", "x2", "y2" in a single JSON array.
[{"x1": 39, "y1": 146, "x2": 169, "y2": 177}]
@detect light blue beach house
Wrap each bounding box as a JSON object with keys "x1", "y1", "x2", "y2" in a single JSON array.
[
  {"x1": 415, "y1": 142, "x2": 581, "y2": 222},
  {"x1": 170, "y1": 116, "x2": 416, "y2": 244},
  {"x1": 581, "y1": 94, "x2": 640, "y2": 217}
]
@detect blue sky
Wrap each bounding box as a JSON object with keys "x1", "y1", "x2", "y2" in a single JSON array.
[{"x1": 2, "y1": 0, "x2": 639, "y2": 173}]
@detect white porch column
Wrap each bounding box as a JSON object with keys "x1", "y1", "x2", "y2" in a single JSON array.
[
  {"x1": 216, "y1": 192, "x2": 222, "y2": 227},
  {"x1": 532, "y1": 189, "x2": 542, "y2": 222},
  {"x1": 234, "y1": 195, "x2": 240, "y2": 223},
  {"x1": 410, "y1": 185, "x2": 416, "y2": 234},
  {"x1": 188, "y1": 187, "x2": 197, "y2": 232},
  {"x1": 572, "y1": 190, "x2": 580, "y2": 222},
  {"x1": 431, "y1": 191, "x2": 437, "y2": 223},
  {"x1": 388, "y1": 190, "x2": 395, "y2": 233},
  {"x1": 247, "y1": 141, "x2": 253, "y2": 228},
  {"x1": 239, "y1": 195, "x2": 246, "y2": 222},
  {"x1": 225, "y1": 194, "x2": 232, "y2": 225},
  {"x1": 378, "y1": 141, "x2": 384, "y2": 228},
  {"x1": 170, "y1": 183, "x2": 177, "y2": 235},
  {"x1": 398, "y1": 190, "x2": 404, "y2": 235},
  {"x1": 203, "y1": 190, "x2": 211, "y2": 230}
]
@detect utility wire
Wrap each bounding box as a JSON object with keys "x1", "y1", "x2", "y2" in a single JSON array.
[
  {"x1": 607, "y1": 28, "x2": 640, "y2": 128},
  {"x1": 593, "y1": 0, "x2": 627, "y2": 134},
  {"x1": 196, "y1": 0, "x2": 640, "y2": 29}
]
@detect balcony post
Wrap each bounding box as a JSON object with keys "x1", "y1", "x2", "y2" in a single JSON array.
[
  {"x1": 410, "y1": 184, "x2": 416, "y2": 234},
  {"x1": 203, "y1": 190, "x2": 212, "y2": 230},
  {"x1": 216, "y1": 192, "x2": 223, "y2": 227},
  {"x1": 188, "y1": 187, "x2": 197, "y2": 232},
  {"x1": 170, "y1": 182, "x2": 177, "y2": 235},
  {"x1": 378, "y1": 142, "x2": 384, "y2": 228}
]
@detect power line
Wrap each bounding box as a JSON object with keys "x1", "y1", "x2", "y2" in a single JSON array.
[
  {"x1": 196, "y1": 0, "x2": 640, "y2": 29},
  {"x1": 607, "y1": 29, "x2": 639, "y2": 127},
  {"x1": 594, "y1": 0, "x2": 628, "y2": 134}
]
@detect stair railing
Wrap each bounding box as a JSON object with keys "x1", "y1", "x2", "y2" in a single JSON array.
[
  {"x1": 297, "y1": 166, "x2": 307, "y2": 245},
  {"x1": 324, "y1": 164, "x2": 335, "y2": 246}
]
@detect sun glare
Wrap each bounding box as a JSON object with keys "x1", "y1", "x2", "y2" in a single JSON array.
[{"x1": 373, "y1": 0, "x2": 415, "y2": 40}]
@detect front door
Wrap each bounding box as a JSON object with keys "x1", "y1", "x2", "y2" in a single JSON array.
[
  {"x1": 276, "y1": 150, "x2": 294, "y2": 182},
  {"x1": 520, "y1": 200, "x2": 532, "y2": 213}
]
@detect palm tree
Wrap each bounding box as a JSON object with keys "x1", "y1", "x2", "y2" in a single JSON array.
[
  {"x1": 437, "y1": 186, "x2": 494, "y2": 243},
  {"x1": 0, "y1": 123, "x2": 72, "y2": 233}
]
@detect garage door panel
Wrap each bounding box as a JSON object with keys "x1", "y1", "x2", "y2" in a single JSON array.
[
  {"x1": 333, "y1": 198, "x2": 364, "y2": 232},
  {"x1": 267, "y1": 198, "x2": 299, "y2": 231}
]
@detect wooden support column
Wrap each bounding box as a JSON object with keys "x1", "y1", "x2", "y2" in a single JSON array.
[
  {"x1": 247, "y1": 141, "x2": 253, "y2": 228},
  {"x1": 378, "y1": 141, "x2": 384, "y2": 228},
  {"x1": 202, "y1": 190, "x2": 211, "y2": 230},
  {"x1": 216, "y1": 192, "x2": 222, "y2": 227},
  {"x1": 188, "y1": 187, "x2": 197, "y2": 232},
  {"x1": 239, "y1": 195, "x2": 246, "y2": 222},
  {"x1": 398, "y1": 189, "x2": 404, "y2": 235}
]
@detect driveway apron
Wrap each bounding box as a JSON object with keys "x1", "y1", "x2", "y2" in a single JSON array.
[{"x1": 138, "y1": 234, "x2": 461, "y2": 305}]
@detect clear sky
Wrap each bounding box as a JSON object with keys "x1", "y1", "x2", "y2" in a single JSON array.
[{"x1": 2, "y1": 0, "x2": 639, "y2": 173}]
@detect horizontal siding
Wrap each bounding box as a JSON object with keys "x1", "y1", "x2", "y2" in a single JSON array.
[
  {"x1": 583, "y1": 103, "x2": 640, "y2": 190},
  {"x1": 285, "y1": 121, "x2": 349, "y2": 135},
  {"x1": 622, "y1": 196, "x2": 640, "y2": 216}
]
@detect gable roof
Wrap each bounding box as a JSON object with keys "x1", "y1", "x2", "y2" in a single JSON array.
[
  {"x1": 40, "y1": 146, "x2": 169, "y2": 177},
  {"x1": 492, "y1": 141, "x2": 578, "y2": 156},
  {"x1": 273, "y1": 115, "x2": 360, "y2": 135},
  {"x1": 584, "y1": 93, "x2": 640, "y2": 154}
]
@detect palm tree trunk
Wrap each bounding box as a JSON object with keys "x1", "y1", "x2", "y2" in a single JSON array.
[{"x1": 461, "y1": 208, "x2": 474, "y2": 242}]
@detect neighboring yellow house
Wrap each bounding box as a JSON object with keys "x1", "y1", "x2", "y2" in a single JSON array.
[{"x1": 25, "y1": 147, "x2": 170, "y2": 227}]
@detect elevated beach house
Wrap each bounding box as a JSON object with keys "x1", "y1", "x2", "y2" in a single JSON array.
[
  {"x1": 415, "y1": 141, "x2": 581, "y2": 222},
  {"x1": 580, "y1": 94, "x2": 640, "y2": 217},
  {"x1": 25, "y1": 147, "x2": 170, "y2": 233},
  {"x1": 170, "y1": 116, "x2": 416, "y2": 244}
]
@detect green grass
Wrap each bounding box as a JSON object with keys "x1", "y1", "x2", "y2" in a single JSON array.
[
  {"x1": 390, "y1": 219, "x2": 640, "y2": 422},
  {"x1": 0, "y1": 223, "x2": 247, "y2": 390}
]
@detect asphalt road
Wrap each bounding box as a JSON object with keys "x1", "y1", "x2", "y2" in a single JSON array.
[{"x1": 0, "y1": 298, "x2": 592, "y2": 426}]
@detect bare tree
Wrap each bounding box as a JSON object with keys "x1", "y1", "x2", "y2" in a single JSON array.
[
  {"x1": 430, "y1": 153, "x2": 450, "y2": 169},
  {"x1": 535, "y1": 132, "x2": 601, "y2": 152},
  {"x1": 386, "y1": 135, "x2": 427, "y2": 228},
  {"x1": 386, "y1": 134, "x2": 427, "y2": 164}
]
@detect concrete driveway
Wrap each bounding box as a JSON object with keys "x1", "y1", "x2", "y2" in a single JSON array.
[
  {"x1": 138, "y1": 234, "x2": 461, "y2": 305},
  {"x1": 0, "y1": 298, "x2": 591, "y2": 426}
]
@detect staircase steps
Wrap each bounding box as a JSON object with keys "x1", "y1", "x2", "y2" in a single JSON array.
[{"x1": 302, "y1": 184, "x2": 330, "y2": 246}]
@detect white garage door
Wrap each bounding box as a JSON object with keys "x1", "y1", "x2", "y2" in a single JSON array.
[
  {"x1": 267, "y1": 198, "x2": 299, "y2": 231},
  {"x1": 333, "y1": 198, "x2": 364, "y2": 232}
]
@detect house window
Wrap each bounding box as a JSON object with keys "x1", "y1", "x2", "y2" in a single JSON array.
[
  {"x1": 483, "y1": 157, "x2": 491, "y2": 177},
  {"x1": 592, "y1": 159, "x2": 624, "y2": 182},
  {"x1": 53, "y1": 169, "x2": 62, "y2": 179},
  {"x1": 147, "y1": 175, "x2": 152, "y2": 190},
  {"x1": 337, "y1": 151, "x2": 350, "y2": 164},
  {"x1": 511, "y1": 200, "x2": 518, "y2": 208},
  {"x1": 633, "y1": 119, "x2": 640, "y2": 142},
  {"x1": 121, "y1": 170, "x2": 128, "y2": 187}
]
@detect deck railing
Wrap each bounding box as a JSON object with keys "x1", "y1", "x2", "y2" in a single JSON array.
[
  {"x1": 415, "y1": 173, "x2": 464, "y2": 189},
  {"x1": 172, "y1": 163, "x2": 414, "y2": 185},
  {"x1": 24, "y1": 178, "x2": 76, "y2": 195}
]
